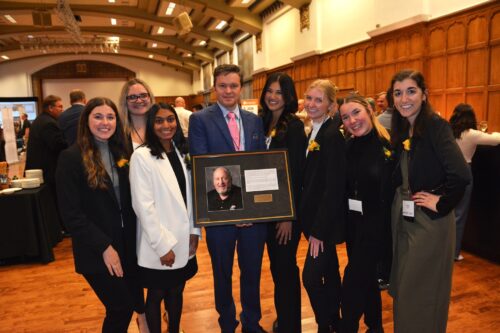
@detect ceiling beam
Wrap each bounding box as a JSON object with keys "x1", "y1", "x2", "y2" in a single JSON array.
[
  {"x1": 185, "y1": 0, "x2": 263, "y2": 35},
  {"x1": 281, "y1": 0, "x2": 310, "y2": 9},
  {"x1": 0, "y1": 25, "x2": 215, "y2": 63},
  {"x1": 0, "y1": 2, "x2": 234, "y2": 50}
]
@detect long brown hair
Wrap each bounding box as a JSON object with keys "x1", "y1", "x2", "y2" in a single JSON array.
[{"x1": 77, "y1": 97, "x2": 130, "y2": 190}]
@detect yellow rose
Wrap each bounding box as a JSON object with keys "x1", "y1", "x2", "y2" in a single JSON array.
[
  {"x1": 117, "y1": 158, "x2": 129, "y2": 168},
  {"x1": 403, "y1": 139, "x2": 411, "y2": 151},
  {"x1": 308, "y1": 139, "x2": 320, "y2": 152},
  {"x1": 270, "y1": 128, "x2": 277, "y2": 138},
  {"x1": 384, "y1": 147, "x2": 392, "y2": 159}
]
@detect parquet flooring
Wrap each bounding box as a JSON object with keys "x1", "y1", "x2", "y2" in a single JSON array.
[{"x1": 0, "y1": 232, "x2": 499, "y2": 333}]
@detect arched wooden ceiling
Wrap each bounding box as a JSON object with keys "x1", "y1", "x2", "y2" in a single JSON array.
[{"x1": 0, "y1": 0, "x2": 309, "y2": 73}]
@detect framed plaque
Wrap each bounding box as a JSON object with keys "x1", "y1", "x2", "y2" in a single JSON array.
[{"x1": 191, "y1": 150, "x2": 295, "y2": 227}]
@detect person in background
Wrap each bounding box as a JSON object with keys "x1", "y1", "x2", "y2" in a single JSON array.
[
  {"x1": 388, "y1": 70, "x2": 470, "y2": 333},
  {"x1": 296, "y1": 98, "x2": 312, "y2": 135},
  {"x1": 191, "y1": 104, "x2": 204, "y2": 112},
  {"x1": 339, "y1": 94, "x2": 395, "y2": 333},
  {"x1": 17, "y1": 112, "x2": 31, "y2": 141},
  {"x1": 25, "y1": 95, "x2": 67, "y2": 224},
  {"x1": 189, "y1": 64, "x2": 267, "y2": 333},
  {"x1": 56, "y1": 97, "x2": 142, "y2": 333},
  {"x1": 59, "y1": 89, "x2": 87, "y2": 146},
  {"x1": 449, "y1": 103, "x2": 500, "y2": 261},
  {"x1": 300, "y1": 79, "x2": 346, "y2": 333},
  {"x1": 117, "y1": 78, "x2": 153, "y2": 331},
  {"x1": 118, "y1": 78, "x2": 155, "y2": 150},
  {"x1": 376, "y1": 92, "x2": 392, "y2": 130},
  {"x1": 259, "y1": 72, "x2": 306, "y2": 333},
  {"x1": 174, "y1": 97, "x2": 192, "y2": 138},
  {"x1": 130, "y1": 103, "x2": 200, "y2": 333}
]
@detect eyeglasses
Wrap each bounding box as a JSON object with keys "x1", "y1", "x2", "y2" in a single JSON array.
[
  {"x1": 154, "y1": 116, "x2": 176, "y2": 124},
  {"x1": 126, "y1": 93, "x2": 150, "y2": 101}
]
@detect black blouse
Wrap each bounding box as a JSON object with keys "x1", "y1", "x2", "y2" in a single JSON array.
[
  {"x1": 345, "y1": 130, "x2": 395, "y2": 243},
  {"x1": 167, "y1": 150, "x2": 187, "y2": 207}
]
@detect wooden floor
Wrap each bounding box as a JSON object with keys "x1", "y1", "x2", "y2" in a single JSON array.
[{"x1": 0, "y1": 232, "x2": 499, "y2": 333}]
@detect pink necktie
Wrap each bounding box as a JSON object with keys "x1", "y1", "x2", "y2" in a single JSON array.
[{"x1": 227, "y1": 112, "x2": 240, "y2": 151}]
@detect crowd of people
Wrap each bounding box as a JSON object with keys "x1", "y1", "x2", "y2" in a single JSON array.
[{"x1": 15, "y1": 63, "x2": 499, "y2": 333}]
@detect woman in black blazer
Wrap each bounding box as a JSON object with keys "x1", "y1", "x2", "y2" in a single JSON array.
[
  {"x1": 299, "y1": 79, "x2": 346, "y2": 333},
  {"x1": 388, "y1": 70, "x2": 470, "y2": 333},
  {"x1": 56, "y1": 97, "x2": 142, "y2": 333},
  {"x1": 339, "y1": 94, "x2": 395, "y2": 333},
  {"x1": 259, "y1": 72, "x2": 306, "y2": 333}
]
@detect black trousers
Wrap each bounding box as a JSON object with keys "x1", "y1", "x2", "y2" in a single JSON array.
[
  {"x1": 341, "y1": 240, "x2": 383, "y2": 332},
  {"x1": 266, "y1": 221, "x2": 302, "y2": 333},
  {"x1": 302, "y1": 240, "x2": 341, "y2": 332},
  {"x1": 84, "y1": 273, "x2": 136, "y2": 333}
]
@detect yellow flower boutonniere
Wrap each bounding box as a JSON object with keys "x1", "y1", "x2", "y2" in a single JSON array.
[
  {"x1": 117, "y1": 158, "x2": 129, "y2": 168},
  {"x1": 270, "y1": 128, "x2": 276, "y2": 138},
  {"x1": 383, "y1": 147, "x2": 393, "y2": 161},
  {"x1": 403, "y1": 138, "x2": 411, "y2": 151},
  {"x1": 308, "y1": 139, "x2": 320, "y2": 152}
]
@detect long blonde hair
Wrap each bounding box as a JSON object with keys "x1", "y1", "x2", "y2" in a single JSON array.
[
  {"x1": 342, "y1": 94, "x2": 390, "y2": 142},
  {"x1": 118, "y1": 78, "x2": 156, "y2": 137}
]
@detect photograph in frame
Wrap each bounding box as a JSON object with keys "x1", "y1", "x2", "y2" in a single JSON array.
[{"x1": 192, "y1": 150, "x2": 295, "y2": 227}]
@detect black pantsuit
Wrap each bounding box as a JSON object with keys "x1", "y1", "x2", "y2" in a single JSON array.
[
  {"x1": 299, "y1": 117, "x2": 347, "y2": 332},
  {"x1": 266, "y1": 221, "x2": 302, "y2": 332},
  {"x1": 84, "y1": 273, "x2": 136, "y2": 333},
  {"x1": 264, "y1": 117, "x2": 306, "y2": 333},
  {"x1": 302, "y1": 240, "x2": 341, "y2": 332},
  {"x1": 340, "y1": 130, "x2": 395, "y2": 333},
  {"x1": 56, "y1": 145, "x2": 142, "y2": 333}
]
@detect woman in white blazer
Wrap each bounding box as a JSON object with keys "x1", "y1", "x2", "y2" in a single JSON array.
[{"x1": 129, "y1": 103, "x2": 201, "y2": 333}]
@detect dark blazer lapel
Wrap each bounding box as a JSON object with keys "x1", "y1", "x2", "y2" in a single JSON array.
[
  {"x1": 240, "y1": 110, "x2": 255, "y2": 150},
  {"x1": 315, "y1": 118, "x2": 331, "y2": 146},
  {"x1": 209, "y1": 105, "x2": 234, "y2": 150}
]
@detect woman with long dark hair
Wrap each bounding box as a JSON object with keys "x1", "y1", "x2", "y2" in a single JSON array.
[
  {"x1": 449, "y1": 103, "x2": 500, "y2": 261},
  {"x1": 388, "y1": 70, "x2": 470, "y2": 333},
  {"x1": 339, "y1": 94, "x2": 394, "y2": 333},
  {"x1": 259, "y1": 72, "x2": 306, "y2": 333},
  {"x1": 56, "y1": 97, "x2": 142, "y2": 332},
  {"x1": 129, "y1": 103, "x2": 200, "y2": 333}
]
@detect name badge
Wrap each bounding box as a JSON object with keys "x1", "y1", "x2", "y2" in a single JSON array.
[
  {"x1": 402, "y1": 200, "x2": 415, "y2": 218},
  {"x1": 348, "y1": 199, "x2": 363, "y2": 214}
]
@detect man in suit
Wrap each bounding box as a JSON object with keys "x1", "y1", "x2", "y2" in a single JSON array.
[
  {"x1": 58, "y1": 89, "x2": 86, "y2": 145},
  {"x1": 174, "y1": 96, "x2": 192, "y2": 138},
  {"x1": 17, "y1": 113, "x2": 31, "y2": 140},
  {"x1": 189, "y1": 64, "x2": 267, "y2": 333},
  {"x1": 207, "y1": 166, "x2": 243, "y2": 211},
  {"x1": 26, "y1": 95, "x2": 67, "y2": 230},
  {"x1": 376, "y1": 91, "x2": 393, "y2": 130}
]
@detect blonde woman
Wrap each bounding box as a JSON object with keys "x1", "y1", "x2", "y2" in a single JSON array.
[{"x1": 299, "y1": 79, "x2": 346, "y2": 333}]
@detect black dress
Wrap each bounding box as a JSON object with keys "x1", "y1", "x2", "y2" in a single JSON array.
[
  {"x1": 139, "y1": 151, "x2": 197, "y2": 289},
  {"x1": 341, "y1": 130, "x2": 395, "y2": 332}
]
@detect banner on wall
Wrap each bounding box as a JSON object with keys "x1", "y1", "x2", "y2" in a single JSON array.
[{"x1": 241, "y1": 99, "x2": 259, "y2": 115}]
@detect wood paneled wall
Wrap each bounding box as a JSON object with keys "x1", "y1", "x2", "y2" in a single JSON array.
[{"x1": 253, "y1": 1, "x2": 500, "y2": 131}]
